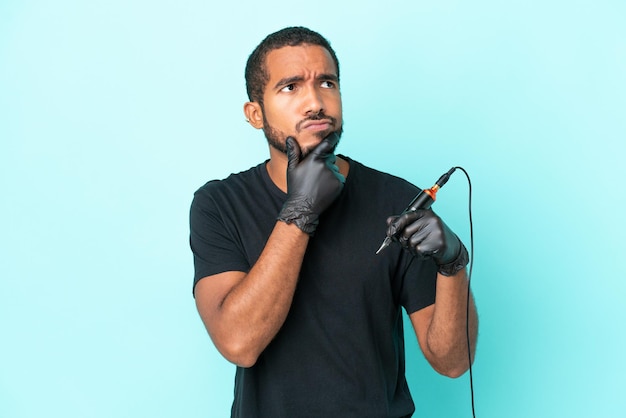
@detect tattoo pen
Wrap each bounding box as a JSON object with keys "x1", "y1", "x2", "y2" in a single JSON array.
[{"x1": 375, "y1": 167, "x2": 457, "y2": 254}]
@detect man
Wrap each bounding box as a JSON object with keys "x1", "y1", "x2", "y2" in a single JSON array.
[{"x1": 190, "y1": 26, "x2": 478, "y2": 417}]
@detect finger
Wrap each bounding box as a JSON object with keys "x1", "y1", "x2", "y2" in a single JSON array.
[
  {"x1": 324, "y1": 131, "x2": 340, "y2": 149},
  {"x1": 386, "y1": 216, "x2": 399, "y2": 227},
  {"x1": 311, "y1": 132, "x2": 339, "y2": 157},
  {"x1": 322, "y1": 151, "x2": 344, "y2": 184},
  {"x1": 286, "y1": 137, "x2": 301, "y2": 169},
  {"x1": 327, "y1": 161, "x2": 339, "y2": 172},
  {"x1": 405, "y1": 212, "x2": 445, "y2": 256},
  {"x1": 399, "y1": 210, "x2": 430, "y2": 238},
  {"x1": 408, "y1": 227, "x2": 444, "y2": 257},
  {"x1": 335, "y1": 172, "x2": 346, "y2": 185},
  {"x1": 386, "y1": 210, "x2": 418, "y2": 237}
]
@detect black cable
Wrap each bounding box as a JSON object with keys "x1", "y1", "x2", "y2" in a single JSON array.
[
  {"x1": 454, "y1": 166, "x2": 476, "y2": 418},
  {"x1": 394, "y1": 166, "x2": 477, "y2": 417}
]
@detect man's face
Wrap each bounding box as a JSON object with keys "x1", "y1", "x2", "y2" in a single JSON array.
[{"x1": 260, "y1": 44, "x2": 343, "y2": 157}]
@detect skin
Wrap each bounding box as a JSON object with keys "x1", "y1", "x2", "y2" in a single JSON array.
[
  {"x1": 244, "y1": 45, "x2": 349, "y2": 188},
  {"x1": 194, "y1": 44, "x2": 478, "y2": 376}
]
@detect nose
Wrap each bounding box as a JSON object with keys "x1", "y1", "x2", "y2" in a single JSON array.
[{"x1": 303, "y1": 85, "x2": 324, "y2": 115}]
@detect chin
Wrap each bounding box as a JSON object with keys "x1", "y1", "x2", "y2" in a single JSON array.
[
  {"x1": 265, "y1": 126, "x2": 342, "y2": 156},
  {"x1": 302, "y1": 131, "x2": 342, "y2": 156},
  {"x1": 300, "y1": 133, "x2": 326, "y2": 148}
]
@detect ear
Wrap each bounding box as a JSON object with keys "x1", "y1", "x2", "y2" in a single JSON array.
[{"x1": 243, "y1": 102, "x2": 264, "y2": 129}]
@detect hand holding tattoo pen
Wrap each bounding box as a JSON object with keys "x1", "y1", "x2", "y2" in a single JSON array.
[{"x1": 376, "y1": 167, "x2": 457, "y2": 254}]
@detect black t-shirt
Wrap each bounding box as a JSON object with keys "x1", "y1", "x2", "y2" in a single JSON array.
[{"x1": 190, "y1": 156, "x2": 438, "y2": 418}]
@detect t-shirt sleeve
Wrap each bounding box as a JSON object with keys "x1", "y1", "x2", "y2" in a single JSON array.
[
  {"x1": 189, "y1": 184, "x2": 250, "y2": 293},
  {"x1": 397, "y1": 252, "x2": 438, "y2": 314}
]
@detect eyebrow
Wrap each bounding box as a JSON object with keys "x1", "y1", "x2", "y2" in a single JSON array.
[{"x1": 273, "y1": 73, "x2": 339, "y2": 90}]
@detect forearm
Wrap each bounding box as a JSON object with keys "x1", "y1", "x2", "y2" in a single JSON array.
[
  {"x1": 211, "y1": 221, "x2": 309, "y2": 366},
  {"x1": 425, "y1": 268, "x2": 478, "y2": 377}
]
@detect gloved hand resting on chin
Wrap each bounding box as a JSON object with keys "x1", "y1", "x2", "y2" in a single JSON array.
[{"x1": 277, "y1": 133, "x2": 345, "y2": 235}]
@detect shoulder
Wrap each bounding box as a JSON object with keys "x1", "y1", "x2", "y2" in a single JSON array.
[
  {"x1": 193, "y1": 162, "x2": 267, "y2": 203},
  {"x1": 341, "y1": 155, "x2": 420, "y2": 195}
]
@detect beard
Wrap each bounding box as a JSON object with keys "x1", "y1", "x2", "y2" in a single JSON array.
[{"x1": 262, "y1": 111, "x2": 343, "y2": 159}]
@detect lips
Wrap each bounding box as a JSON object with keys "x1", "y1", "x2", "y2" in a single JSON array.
[{"x1": 299, "y1": 119, "x2": 334, "y2": 131}]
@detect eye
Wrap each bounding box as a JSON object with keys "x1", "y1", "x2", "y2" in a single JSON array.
[
  {"x1": 321, "y1": 80, "x2": 336, "y2": 89},
  {"x1": 280, "y1": 84, "x2": 296, "y2": 92}
]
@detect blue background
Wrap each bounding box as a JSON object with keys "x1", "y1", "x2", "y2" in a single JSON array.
[{"x1": 1, "y1": 0, "x2": 625, "y2": 417}]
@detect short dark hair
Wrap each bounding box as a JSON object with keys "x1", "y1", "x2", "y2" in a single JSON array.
[{"x1": 245, "y1": 27, "x2": 340, "y2": 104}]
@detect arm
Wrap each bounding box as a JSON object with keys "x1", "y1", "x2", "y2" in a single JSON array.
[
  {"x1": 195, "y1": 221, "x2": 309, "y2": 368},
  {"x1": 194, "y1": 134, "x2": 344, "y2": 368},
  {"x1": 387, "y1": 209, "x2": 478, "y2": 377},
  {"x1": 410, "y1": 268, "x2": 478, "y2": 378}
]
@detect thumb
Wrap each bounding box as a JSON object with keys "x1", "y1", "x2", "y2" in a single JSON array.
[
  {"x1": 286, "y1": 136, "x2": 301, "y2": 170},
  {"x1": 386, "y1": 215, "x2": 399, "y2": 226}
]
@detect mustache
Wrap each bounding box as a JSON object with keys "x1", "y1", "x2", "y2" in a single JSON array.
[{"x1": 295, "y1": 112, "x2": 338, "y2": 132}]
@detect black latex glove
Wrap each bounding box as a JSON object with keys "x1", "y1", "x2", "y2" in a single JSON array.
[
  {"x1": 386, "y1": 209, "x2": 469, "y2": 276},
  {"x1": 277, "y1": 133, "x2": 345, "y2": 234}
]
